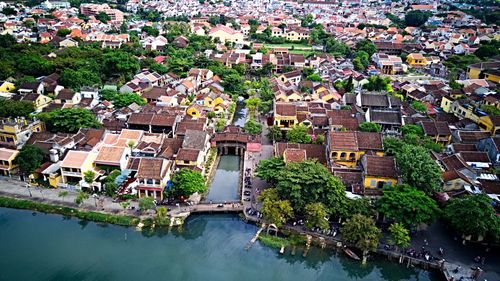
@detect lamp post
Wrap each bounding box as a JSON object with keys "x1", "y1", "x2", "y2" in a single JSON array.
[
  {"x1": 92, "y1": 194, "x2": 98, "y2": 208},
  {"x1": 25, "y1": 184, "x2": 32, "y2": 197}
]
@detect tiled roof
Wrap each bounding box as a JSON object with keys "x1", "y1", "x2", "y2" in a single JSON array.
[{"x1": 362, "y1": 155, "x2": 397, "y2": 178}]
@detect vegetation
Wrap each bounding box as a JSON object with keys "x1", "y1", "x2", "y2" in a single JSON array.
[
  {"x1": 341, "y1": 214, "x2": 381, "y2": 263},
  {"x1": 267, "y1": 125, "x2": 283, "y2": 142},
  {"x1": 13, "y1": 145, "x2": 44, "y2": 176},
  {"x1": 244, "y1": 119, "x2": 263, "y2": 135},
  {"x1": 100, "y1": 89, "x2": 146, "y2": 108},
  {"x1": 259, "y1": 189, "x2": 294, "y2": 228},
  {"x1": 258, "y1": 233, "x2": 290, "y2": 249},
  {"x1": 0, "y1": 99, "x2": 35, "y2": 118},
  {"x1": 363, "y1": 76, "x2": 392, "y2": 92},
  {"x1": 286, "y1": 124, "x2": 312, "y2": 144},
  {"x1": 411, "y1": 101, "x2": 427, "y2": 113},
  {"x1": 355, "y1": 40, "x2": 377, "y2": 57},
  {"x1": 404, "y1": 10, "x2": 430, "y2": 27},
  {"x1": 376, "y1": 185, "x2": 440, "y2": 228},
  {"x1": 139, "y1": 197, "x2": 155, "y2": 211},
  {"x1": 75, "y1": 191, "x2": 89, "y2": 205},
  {"x1": 170, "y1": 168, "x2": 207, "y2": 198},
  {"x1": 304, "y1": 203, "x2": 329, "y2": 231},
  {"x1": 359, "y1": 122, "x2": 382, "y2": 133},
  {"x1": 444, "y1": 195, "x2": 500, "y2": 242},
  {"x1": 0, "y1": 196, "x2": 139, "y2": 226},
  {"x1": 388, "y1": 223, "x2": 411, "y2": 252},
  {"x1": 38, "y1": 108, "x2": 101, "y2": 133}
]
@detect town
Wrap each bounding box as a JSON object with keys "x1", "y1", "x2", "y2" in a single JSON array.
[{"x1": 0, "y1": 0, "x2": 499, "y2": 280}]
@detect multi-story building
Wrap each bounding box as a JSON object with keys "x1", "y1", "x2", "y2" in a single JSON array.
[{"x1": 0, "y1": 117, "x2": 44, "y2": 149}]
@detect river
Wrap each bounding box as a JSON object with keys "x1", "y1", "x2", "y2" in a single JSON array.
[
  {"x1": 204, "y1": 155, "x2": 240, "y2": 202},
  {"x1": 0, "y1": 208, "x2": 440, "y2": 281}
]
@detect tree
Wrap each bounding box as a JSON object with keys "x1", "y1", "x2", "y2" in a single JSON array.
[
  {"x1": 404, "y1": 10, "x2": 430, "y2": 27},
  {"x1": 120, "y1": 201, "x2": 130, "y2": 213},
  {"x1": 306, "y1": 73, "x2": 322, "y2": 82},
  {"x1": 267, "y1": 125, "x2": 283, "y2": 142},
  {"x1": 102, "y1": 51, "x2": 140, "y2": 80},
  {"x1": 388, "y1": 223, "x2": 411, "y2": 253},
  {"x1": 75, "y1": 191, "x2": 89, "y2": 205},
  {"x1": 170, "y1": 168, "x2": 207, "y2": 198},
  {"x1": 274, "y1": 160, "x2": 347, "y2": 215},
  {"x1": 304, "y1": 203, "x2": 329, "y2": 231},
  {"x1": 0, "y1": 99, "x2": 35, "y2": 118},
  {"x1": 56, "y1": 28, "x2": 71, "y2": 37},
  {"x1": 13, "y1": 145, "x2": 44, "y2": 176},
  {"x1": 475, "y1": 44, "x2": 499, "y2": 60},
  {"x1": 17, "y1": 55, "x2": 54, "y2": 77},
  {"x1": 245, "y1": 97, "x2": 261, "y2": 118},
  {"x1": 58, "y1": 191, "x2": 69, "y2": 202},
  {"x1": 341, "y1": 214, "x2": 381, "y2": 263},
  {"x1": 243, "y1": 119, "x2": 262, "y2": 135},
  {"x1": 139, "y1": 197, "x2": 155, "y2": 211},
  {"x1": 112, "y1": 93, "x2": 146, "y2": 108},
  {"x1": 376, "y1": 185, "x2": 440, "y2": 228},
  {"x1": 356, "y1": 39, "x2": 377, "y2": 57},
  {"x1": 325, "y1": 38, "x2": 350, "y2": 56},
  {"x1": 359, "y1": 122, "x2": 381, "y2": 132},
  {"x1": 411, "y1": 100, "x2": 427, "y2": 113},
  {"x1": 352, "y1": 57, "x2": 364, "y2": 71},
  {"x1": 444, "y1": 195, "x2": 499, "y2": 241},
  {"x1": 256, "y1": 157, "x2": 285, "y2": 184},
  {"x1": 286, "y1": 124, "x2": 312, "y2": 144},
  {"x1": 363, "y1": 75, "x2": 391, "y2": 91},
  {"x1": 259, "y1": 189, "x2": 294, "y2": 228},
  {"x1": 83, "y1": 170, "x2": 95, "y2": 185},
  {"x1": 156, "y1": 206, "x2": 169, "y2": 225},
  {"x1": 395, "y1": 144, "x2": 442, "y2": 193},
  {"x1": 59, "y1": 68, "x2": 101, "y2": 90},
  {"x1": 38, "y1": 108, "x2": 101, "y2": 133},
  {"x1": 141, "y1": 26, "x2": 159, "y2": 36},
  {"x1": 401, "y1": 124, "x2": 424, "y2": 137},
  {"x1": 95, "y1": 12, "x2": 111, "y2": 23}
]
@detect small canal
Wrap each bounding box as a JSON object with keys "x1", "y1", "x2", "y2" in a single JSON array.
[{"x1": 204, "y1": 101, "x2": 246, "y2": 202}]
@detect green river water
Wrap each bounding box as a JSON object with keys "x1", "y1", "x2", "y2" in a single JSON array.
[{"x1": 0, "y1": 208, "x2": 440, "y2": 281}]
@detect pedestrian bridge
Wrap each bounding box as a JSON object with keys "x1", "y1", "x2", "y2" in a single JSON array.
[{"x1": 189, "y1": 202, "x2": 244, "y2": 213}]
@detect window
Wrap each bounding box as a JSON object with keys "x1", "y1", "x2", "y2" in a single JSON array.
[
  {"x1": 332, "y1": 152, "x2": 338, "y2": 159},
  {"x1": 349, "y1": 153, "x2": 356, "y2": 160},
  {"x1": 370, "y1": 180, "x2": 376, "y2": 187},
  {"x1": 386, "y1": 181, "x2": 392, "y2": 186},
  {"x1": 340, "y1": 152, "x2": 346, "y2": 159}
]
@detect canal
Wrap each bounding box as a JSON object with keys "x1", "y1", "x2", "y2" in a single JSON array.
[
  {"x1": 0, "y1": 208, "x2": 440, "y2": 281},
  {"x1": 204, "y1": 100, "x2": 246, "y2": 202}
]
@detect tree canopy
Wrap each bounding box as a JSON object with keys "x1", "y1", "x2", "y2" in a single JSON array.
[
  {"x1": 388, "y1": 223, "x2": 411, "y2": 251},
  {"x1": 0, "y1": 99, "x2": 35, "y2": 118},
  {"x1": 404, "y1": 10, "x2": 430, "y2": 27},
  {"x1": 286, "y1": 124, "x2": 312, "y2": 144},
  {"x1": 13, "y1": 145, "x2": 44, "y2": 176},
  {"x1": 259, "y1": 188, "x2": 294, "y2": 227},
  {"x1": 341, "y1": 214, "x2": 381, "y2": 257},
  {"x1": 170, "y1": 168, "x2": 207, "y2": 198},
  {"x1": 444, "y1": 194, "x2": 500, "y2": 241},
  {"x1": 376, "y1": 185, "x2": 440, "y2": 228},
  {"x1": 359, "y1": 122, "x2": 382, "y2": 132},
  {"x1": 304, "y1": 202, "x2": 330, "y2": 230},
  {"x1": 38, "y1": 108, "x2": 101, "y2": 133},
  {"x1": 243, "y1": 119, "x2": 262, "y2": 135}
]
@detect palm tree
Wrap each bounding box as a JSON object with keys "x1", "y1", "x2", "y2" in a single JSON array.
[{"x1": 58, "y1": 190, "x2": 69, "y2": 202}]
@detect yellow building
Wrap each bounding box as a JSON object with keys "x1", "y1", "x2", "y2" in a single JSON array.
[
  {"x1": 478, "y1": 115, "x2": 500, "y2": 134},
  {"x1": 327, "y1": 131, "x2": 384, "y2": 168},
  {"x1": 0, "y1": 81, "x2": 15, "y2": 93},
  {"x1": 406, "y1": 53, "x2": 428, "y2": 67},
  {"x1": 186, "y1": 104, "x2": 203, "y2": 118},
  {"x1": 361, "y1": 155, "x2": 398, "y2": 190},
  {"x1": 467, "y1": 61, "x2": 500, "y2": 82},
  {"x1": 59, "y1": 150, "x2": 98, "y2": 186},
  {"x1": 22, "y1": 93, "x2": 52, "y2": 111},
  {"x1": 440, "y1": 96, "x2": 454, "y2": 113},
  {"x1": 0, "y1": 148, "x2": 19, "y2": 176},
  {"x1": 274, "y1": 103, "x2": 298, "y2": 129},
  {"x1": 0, "y1": 117, "x2": 44, "y2": 149}
]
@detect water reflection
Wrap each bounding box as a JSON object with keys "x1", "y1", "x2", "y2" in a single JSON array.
[
  {"x1": 205, "y1": 155, "x2": 240, "y2": 202},
  {"x1": 232, "y1": 101, "x2": 247, "y2": 127}
]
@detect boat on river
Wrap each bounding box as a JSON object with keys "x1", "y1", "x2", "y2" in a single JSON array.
[{"x1": 343, "y1": 247, "x2": 361, "y2": 261}]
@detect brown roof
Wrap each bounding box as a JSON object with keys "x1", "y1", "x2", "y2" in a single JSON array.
[
  {"x1": 419, "y1": 121, "x2": 451, "y2": 136},
  {"x1": 176, "y1": 148, "x2": 200, "y2": 161},
  {"x1": 0, "y1": 148, "x2": 18, "y2": 161},
  {"x1": 275, "y1": 103, "x2": 296, "y2": 116},
  {"x1": 137, "y1": 158, "x2": 169, "y2": 180},
  {"x1": 460, "y1": 151, "x2": 491, "y2": 163},
  {"x1": 283, "y1": 148, "x2": 306, "y2": 163},
  {"x1": 329, "y1": 131, "x2": 383, "y2": 151},
  {"x1": 362, "y1": 155, "x2": 397, "y2": 178},
  {"x1": 441, "y1": 154, "x2": 468, "y2": 171},
  {"x1": 95, "y1": 146, "x2": 125, "y2": 165},
  {"x1": 275, "y1": 143, "x2": 327, "y2": 164},
  {"x1": 56, "y1": 89, "x2": 76, "y2": 100},
  {"x1": 61, "y1": 150, "x2": 90, "y2": 168},
  {"x1": 458, "y1": 130, "x2": 491, "y2": 144}
]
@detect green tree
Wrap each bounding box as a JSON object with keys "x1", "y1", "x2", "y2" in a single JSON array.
[
  {"x1": 275, "y1": 160, "x2": 347, "y2": 215},
  {"x1": 356, "y1": 39, "x2": 377, "y2": 57},
  {"x1": 141, "y1": 26, "x2": 159, "y2": 36},
  {"x1": 75, "y1": 191, "x2": 89, "y2": 205},
  {"x1": 59, "y1": 68, "x2": 101, "y2": 90},
  {"x1": 38, "y1": 108, "x2": 101, "y2": 133},
  {"x1": 139, "y1": 196, "x2": 155, "y2": 211},
  {"x1": 306, "y1": 73, "x2": 322, "y2": 82},
  {"x1": 267, "y1": 125, "x2": 282, "y2": 142},
  {"x1": 444, "y1": 195, "x2": 499, "y2": 241},
  {"x1": 304, "y1": 203, "x2": 330, "y2": 231},
  {"x1": 395, "y1": 145, "x2": 442, "y2": 193},
  {"x1": 388, "y1": 223, "x2": 411, "y2": 252},
  {"x1": 363, "y1": 75, "x2": 391, "y2": 91},
  {"x1": 259, "y1": 189, "x2": 294, "y2": 228},
  {"x1": 58, "y1": 190, "x2": 69, "y2": 202},
  {"x1": 243, "y1": 119, "x2": 262, "y2": 135},
  {"x1": 404, "y1": 10, "x2": 430, "y2": 27},
  {"x1": 352, "y1": 57, "x2": 364, "y2": 71},
  {"x1": 1, "y1": 7, "x2": 16, "y2": 16},
  {"x1": 0, "y1": 99, "x2": 35, "y2": 118},
  {"x1": 325, "y1": 38, "x2": 350, "y2": 55},
  {"x1": 376, "y1": 185, "x2": 440, "y2": 228},
  {"x1": 245, "y1": 97, "x2": 261, "y2": 118},
  {"x1": 112, "y1": 93, "x2": 146, "y2": 108},
  {"x1": 83, "y1": 170, "x2": 95, "y2": 185},
  {"x1": 120, "y1": 201, "x2": 130, "y2": 213},
  {"x1": 256, "y1": 157, "x2": 285, "y2": 184},
  {"x1": 156, "y1": 206, "x2": 170, "y2": 225},
  {"x1": 17, "y1": 55, "x2": 54, "y2": 77},
  {"x1": 411, "y1": 100, "x2": 427, "y2": 113},
  {"x1": 170, "y1": 168, "x2": 207, "y2": 198},
  {"x1": 102, "y1": 51, "x2": 140, "y2": 80},
  {"x1": 359, "y1": 122, "x2": 381, "y2": 132},
  {"x1": 95, "y1": 12, "x2": 111, "y2": 23},
  {"x1": 341, "y1": 214, "x2": 381, "y2": 263},
  {"x1": 286, "y1": 124, "x2": 312, "y2": 144},
  {"x1": 13, "y1": 145, "x2": 44, "y2": 176},
  {"x1": 401, "y1": 124, "x2": 424, "y2": 137},
  {"x1": 56, "y1": 28, "x2": 71, "y2": 37}
]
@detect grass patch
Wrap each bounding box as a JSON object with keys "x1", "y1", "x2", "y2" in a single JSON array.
[
  {"x1": 258, "y1": 233, "x2": 290, "y2": 249},
  {"x1": 0, "y1": 196, "x2": 139, "y2": 226},
  {"x1": 264, "y1": 43, "x2": 311, "y2": 49}
]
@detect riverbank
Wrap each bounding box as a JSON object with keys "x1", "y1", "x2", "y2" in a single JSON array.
[{"x1": 0, "y1": 196, "x2": 140, "y2": 226}]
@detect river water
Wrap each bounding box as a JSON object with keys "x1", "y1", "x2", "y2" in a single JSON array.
[
  {"x1": 0, "y1": 208, "x2": 439, "y2": 281},
  {"x1": 204, "y1": 155, "x2": 240, "y2": 202}
]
